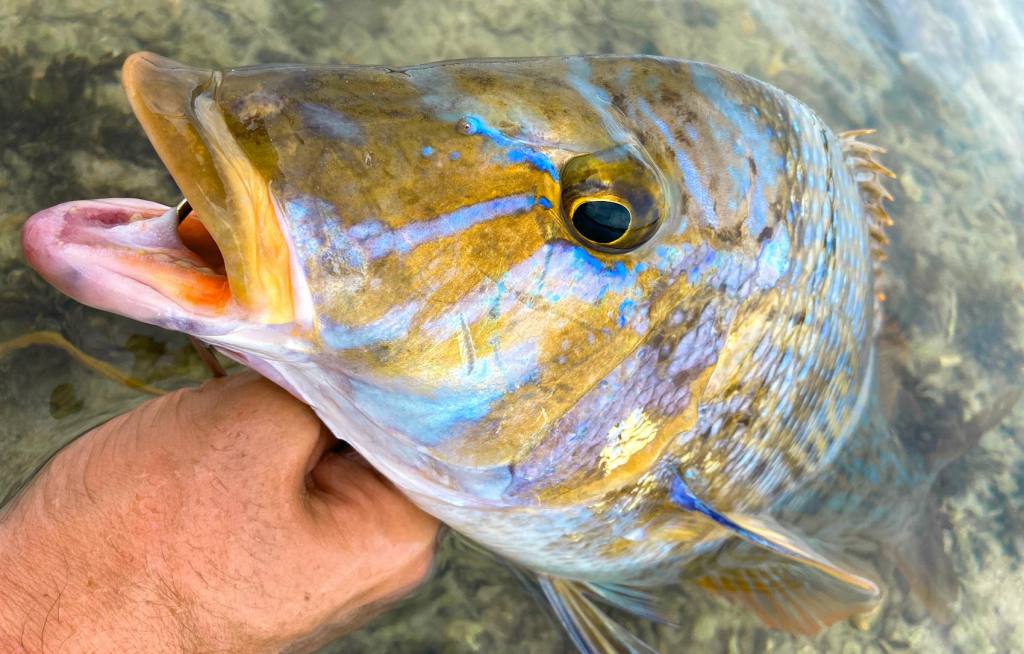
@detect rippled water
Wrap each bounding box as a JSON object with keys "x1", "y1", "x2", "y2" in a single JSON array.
[{"x1": 1, "y1": 1, "x2": 1022, "y2": 652}]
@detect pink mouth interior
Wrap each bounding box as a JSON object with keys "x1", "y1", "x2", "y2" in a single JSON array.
[{"x1": 22, "y1": 198, "x2": 236, "y2": 332}]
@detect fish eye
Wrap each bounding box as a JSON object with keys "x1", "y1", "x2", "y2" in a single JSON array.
[
  {"x1": 571, "y1": 200, "x2": 631, "y2": 244},
  {"x1": 560, "y1": 145, "x2": 665, "y2": 253}
]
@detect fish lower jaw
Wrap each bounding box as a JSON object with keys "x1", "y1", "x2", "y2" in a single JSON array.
[{"x1": 23, "y1": 198, "x2": 257, "y2": 339}]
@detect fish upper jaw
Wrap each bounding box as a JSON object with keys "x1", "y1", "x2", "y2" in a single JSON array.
[{"x1": 121, "y1": 51, "x2": 305, "y2": 329}]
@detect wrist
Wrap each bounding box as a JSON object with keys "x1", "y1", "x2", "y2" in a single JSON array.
[{"x1": 0, "y1": 468, "x2": 192, "y2": 652}]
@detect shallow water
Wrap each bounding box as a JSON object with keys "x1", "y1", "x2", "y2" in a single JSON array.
[{"x1": 1, "y1": 1, "x2": 1022, "y2": 652}]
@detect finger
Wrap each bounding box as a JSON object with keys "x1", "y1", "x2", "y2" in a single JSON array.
[
  {"x1": 305, "y1": 425, "x2": 335, "y2": 478},
  {"x1": 309, "y1": 453, "x2": 440, "y2": 596},
  {"x1": 309, "y1": 450, "x2": 391, "y2": 505},
  {"x1": 161, "y1": 372, "x2": 326, "y2": 485},
  {"x1": 301, "y1": 426, "x2": 351, "y2": 496},
  {"x1": 309, "y1": 452, "x2": 442, "y2": 560}
]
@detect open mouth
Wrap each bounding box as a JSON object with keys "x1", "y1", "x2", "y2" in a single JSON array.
[
  {"x1": 22, "y1": 197, "x2": 238, "y2": 333},
  {"x1": 22, "y1": 52, "x2": 303, "y2": 337}
]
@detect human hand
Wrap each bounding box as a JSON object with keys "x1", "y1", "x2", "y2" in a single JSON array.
[{"x1": 0, "y1": 372, "x2": 440, "y2": 653}]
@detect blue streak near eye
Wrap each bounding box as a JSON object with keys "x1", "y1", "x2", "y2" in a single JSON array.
[
  {"x1": 321, "y1": 302, "x2": 422, "y2": 350},
  {"x1": 571, "y1": 246, "x2": 630, "y2": 280},
  {"x1": 357, "y1": 194, "x2": 537, "y2": 259},
  {"x1": 459, "y1": 115, "x2": 559, "y2": 180},
  {"x1": 637, "y1": 98, "x2": 718, "y2": 228}
]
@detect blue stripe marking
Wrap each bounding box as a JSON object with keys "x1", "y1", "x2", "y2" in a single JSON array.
[
  {"x1": 355, "y1": 194, "x2": 537, "y2": 259},
  {"x1": 350, "y1": 379, "x2": 499, "y2": 446},
  {"x1": 459, "y1": 115, "x2": 559, "y2": 180},
  {"x1": 321, "y1": 302, "x2": 421, "y2": 350},
  {"x1": 348, "y1": 341, "x2": 539, "y2": 446},
  {"x1": 637, "y1": 97, "x2": 717, "y2": 228},
  {"x1": 286, "y1": 196, "x2": 366, "y2": 271}
]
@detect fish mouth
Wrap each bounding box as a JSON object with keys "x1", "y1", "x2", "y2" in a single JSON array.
[
  {"x1": 22, "y1": 198, "x2": 238, "y2": 333},
  {"x1": 23, "y1": 52, "x2": 309, "y2": 343}
]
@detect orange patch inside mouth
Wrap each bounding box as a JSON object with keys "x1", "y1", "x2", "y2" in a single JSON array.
[
  {"x1": 178, "y1": 212, "x2": 225, "y2": 273},
  {"x1": 173, "y1": 266, "x2": 232, "y2": 310},
  {"x1": 22, "y1": 199, "x2": 239, "y2": 327},
  {"x1": 166, "y1": 209, "x2": 231, "y2": 311}
]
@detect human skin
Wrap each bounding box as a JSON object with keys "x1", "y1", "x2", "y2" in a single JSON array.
[{"x1": 0, "y1": 373, "x2": 440, "y2": 653}]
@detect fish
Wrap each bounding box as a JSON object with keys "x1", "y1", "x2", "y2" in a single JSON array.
[{"x1": 21, "y1": 52, "x2": 975, "y2": 651}]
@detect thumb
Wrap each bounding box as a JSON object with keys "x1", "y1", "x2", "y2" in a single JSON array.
[{"x1": 309, "y1": 451, "x2": 441, "y2": 599}]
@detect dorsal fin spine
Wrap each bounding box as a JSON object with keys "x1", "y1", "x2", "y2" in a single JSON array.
[{"x1": 839, "y1": 128, "x2": 895, "y2": 313}]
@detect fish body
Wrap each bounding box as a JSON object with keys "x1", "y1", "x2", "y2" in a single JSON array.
[{"x1": 24, "y1": 53, "x2": 912, "y2": 647}]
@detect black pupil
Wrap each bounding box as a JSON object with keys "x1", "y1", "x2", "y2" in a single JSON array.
[{"x1": 572, "y1": 201, "x2": 630, "y2": 244}]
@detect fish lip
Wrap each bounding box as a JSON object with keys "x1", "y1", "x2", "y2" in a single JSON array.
[
  {"x1": 22, "y1": 198, "x2": 242, "y2": 337},
  {"x1": 22, "y1": 198, "x2": 312, "y2": 361}
]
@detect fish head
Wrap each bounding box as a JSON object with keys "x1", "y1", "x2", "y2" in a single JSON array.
[{"x1": 24, "y1": 53, "x2": 823, "y2": 510}]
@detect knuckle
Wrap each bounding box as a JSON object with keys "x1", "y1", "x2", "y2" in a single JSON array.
[{"x1": 206, "y1": 375, "x2": 318, "y2": 432}]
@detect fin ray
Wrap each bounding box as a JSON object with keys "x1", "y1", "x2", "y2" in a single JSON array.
[
  {"x1": 692, "y1": 537, "x2": 881, "y2": 636},
  {"x1": 672, "y1": 477, "x2": 880, "y2": 635},
  {"x1": 840, "y1": 128, "x2": 894, "y2": 314},
  {"x1": 538, "y1": 576, "x2": 658, "y2": 654},
  {"x1": 584, "y1": 581, "x2": 671, "y2": 625}
]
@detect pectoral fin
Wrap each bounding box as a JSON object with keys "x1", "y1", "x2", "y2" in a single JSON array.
[
  {"x1": 719, "y1": 511, "x2": 879, "y2": 598},
  {"x1": 672, "y1": 477, "x2": 881, "y2": 634},
  {"x1": 692, "y1": 537, "x2": 880, "y2": 635}
]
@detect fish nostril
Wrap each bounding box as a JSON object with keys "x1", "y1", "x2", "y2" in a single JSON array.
[{"x1": 456, "y1": 115, "x2": 479, "y2": 135}]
